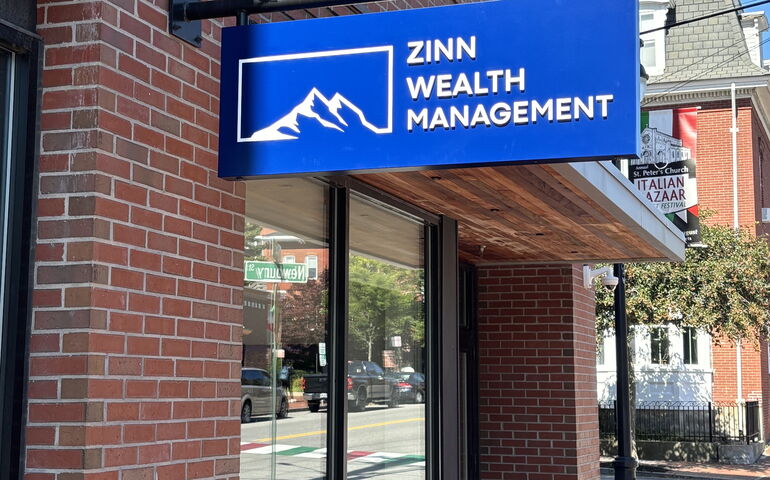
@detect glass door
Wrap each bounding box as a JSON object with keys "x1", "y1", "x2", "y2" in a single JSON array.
[
  {"x1": 346, "y1": 193, "x2": 427, "y2": 479},
  {"x1": 239, "y1": 180, "x2": 442, "y2": 480}
]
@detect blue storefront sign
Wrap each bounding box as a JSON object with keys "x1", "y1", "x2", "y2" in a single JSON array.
[{"x1": 219, "y1": 0, "x2": 639, "y2": 178}]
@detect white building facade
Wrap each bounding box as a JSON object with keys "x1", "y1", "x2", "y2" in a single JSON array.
[{"x1": 597, "y1": 325, "x2": 713, "y2": 403}]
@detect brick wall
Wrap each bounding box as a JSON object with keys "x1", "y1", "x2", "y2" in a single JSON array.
[
  {"x1": 711, "y1": 338, "x2": 763, "y2": 403},
  {"x1": 28, "y1": 1, "x2": 245, "y2": 479},
  {"x1": 692, "y1": 101, "x2": 769, "y2": 435},
  {"x1": 651, "y1": 100, "x2": 770, "y2": 434},
  {"x1": 477, "y1": 264, "x2": 599, "y2": 480}
]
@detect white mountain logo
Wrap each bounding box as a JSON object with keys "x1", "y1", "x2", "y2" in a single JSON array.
[{"x1": 249, "y1": 88, "x2": 381, "y2": 141}]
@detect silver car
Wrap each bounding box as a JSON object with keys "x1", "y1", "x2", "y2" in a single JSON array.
[{"x1": 241, "y1": 368, "x2": 289, "y2": 423}]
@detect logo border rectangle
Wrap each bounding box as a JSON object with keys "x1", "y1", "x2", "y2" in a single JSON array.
[{"x1": 236, "y1": 46, "x2": 394, "y2": 142}]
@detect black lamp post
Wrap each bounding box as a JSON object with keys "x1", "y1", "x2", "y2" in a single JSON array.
[
  {"x1": 611, "y1": 62, "x2": 649, "y2": 479},
  {"x1": 612, "y1": 263, "x2": 636, "y2": 480}
]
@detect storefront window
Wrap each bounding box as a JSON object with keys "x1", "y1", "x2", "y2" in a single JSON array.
[
  {"x1": 241, "y1": 178, "x2": 329, "y2": 480},
  {"x1": 347, "y1": 193, "x2": 427, "y2": 478},
  {"x1": 240, "y1": 182, "x2": 434, "y2": 479}
]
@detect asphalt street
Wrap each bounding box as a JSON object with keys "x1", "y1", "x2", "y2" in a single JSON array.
[{"x1": 241, "y1": 403, "x2": 426, "y2": 480}]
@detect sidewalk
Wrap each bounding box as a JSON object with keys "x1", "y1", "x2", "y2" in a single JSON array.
[
  {"x1": 600, "y1": 452, "x2": 770, "y2": 480},
  {"x1": 287, "y1": 392, "x2": 309, "y2": 411}
]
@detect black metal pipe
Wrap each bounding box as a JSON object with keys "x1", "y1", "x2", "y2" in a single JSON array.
[
  {"x1": 181, "y1": 0, "x2": 374, "y2": 20},
  {"x1": 612, "y1": 264, "x2": 637, "y2": 480},
  {"x1": 236, "y1": 9, "x2": 249, "y2": 25},
  {"x1": 181, "y1": 0, "x2": 266, "y2": 21}
]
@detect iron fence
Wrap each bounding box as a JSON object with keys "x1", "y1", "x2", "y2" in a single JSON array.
[{"x1": 599, "y1": 400, "x2": 761, "y2": 444}]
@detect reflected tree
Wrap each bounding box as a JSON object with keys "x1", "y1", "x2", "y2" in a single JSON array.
[
  {"x1": 348, "y1": 256, "x2": 424, "y2": 364},
  {"x1": 244, "y1": 222, "x2": 268, "y2": 261},
  {"x1": 281, "y1": 270, "x2": 329, "y2": 345}
]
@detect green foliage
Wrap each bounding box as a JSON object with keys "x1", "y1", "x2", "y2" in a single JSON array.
[
  {"x1": 244, "y1": 222, "x2": 267, "y2": 261},
  {"x1": 280, "y1": 270, "x2": 329, "y2": 345},
  {"x1": 596, "y1": 221, "x2": 770, "y2": 342},
  {"x1": 348, "y1": 256, "x2": 425, "y2": 361},
  {"x1": 276, "y1": 257, "x2": 425, "y2": 363}
]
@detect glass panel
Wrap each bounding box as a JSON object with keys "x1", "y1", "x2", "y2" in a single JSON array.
[
  {"x1": 347, "y1": 193, "x2": 426, "y2": 479},
  {"x1": 241, "y1": 178, "x2": 329, "y2": 480},
  {"x1": 650, "y1": 327, "x2": 669, "y2": 365},
  {"x1": 640, "y1": 13, "x2": 655, "y2": 30},
  {"x1": 307, "y1": 255, "x2": 318, "y2": 280},
  {"x1": 683, "y1": 327, "x2": 697, "y2": 364},
  {"x1": 641, "y1": 41, "x2": 657, "y2": 70}
]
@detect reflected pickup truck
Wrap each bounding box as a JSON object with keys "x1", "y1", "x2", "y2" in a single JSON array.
[{"x1": 302, "y1": 361, "x2": 399, "y2": 412}]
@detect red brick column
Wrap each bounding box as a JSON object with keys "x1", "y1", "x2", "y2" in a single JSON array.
[
  {"x1": 27, "y1": 1, "x2": 244, "y2": 479},
  {"x1": 477, "y1": 264, "x2": 599, "y2": 480}
]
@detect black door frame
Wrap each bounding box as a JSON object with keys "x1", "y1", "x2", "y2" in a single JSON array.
[
  {"x1": 0, "y1": 16, "x2": 42, "y2": 480},
  {"x1": 459, "y1": 264, "x2": 479, "y2": 479}
]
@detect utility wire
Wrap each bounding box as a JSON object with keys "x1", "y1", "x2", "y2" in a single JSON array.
[
  {"x1": 642, "y1": 0, "x2": 770, "y2": 35},
  {"x1": 648, "y1": 35, "x2": 751, "y2": 85},
  {"x1": 642, "y1": 34, "x2": 770, "y2": 106}
]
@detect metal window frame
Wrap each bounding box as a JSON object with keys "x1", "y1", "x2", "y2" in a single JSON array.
[
  {"x1": 458, "y1": 264, "x2": 479, "y2": 480},
  {"x1": 0, "y1": 17, "x2": 41, "y2": 480},
  {"x1": 0, "y1": 46, "x2": 13, "y2": 364}
]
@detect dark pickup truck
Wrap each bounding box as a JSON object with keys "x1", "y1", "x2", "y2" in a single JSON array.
[{"x1": 302, "y1": 360, "x2": 399, "y2": 412}]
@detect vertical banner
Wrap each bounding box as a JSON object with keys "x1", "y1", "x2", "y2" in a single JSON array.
[{"x1": 631, "y1": 108, "x2": 703, "y2": 247}]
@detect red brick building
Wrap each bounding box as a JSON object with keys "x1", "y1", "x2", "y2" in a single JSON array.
[
  {"x1": 639, "y1": 0, "x2": 770, "y2": 441},
  {"x1": 0, "y1": 1, "x2": 683, "y2": 479}
]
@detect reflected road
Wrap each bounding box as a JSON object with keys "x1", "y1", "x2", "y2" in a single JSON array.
[{"x1": 241, "y1": 403, "x2": 426, "y2": 480}]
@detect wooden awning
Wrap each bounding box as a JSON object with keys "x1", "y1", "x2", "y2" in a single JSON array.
[{"x1": 355, "y1": 161, "x2": 684, "y2": 264}]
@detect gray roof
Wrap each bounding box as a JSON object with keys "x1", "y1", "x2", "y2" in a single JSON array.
[{"x1": 650, "y1": 0, "x2": 768, "y2": 85}]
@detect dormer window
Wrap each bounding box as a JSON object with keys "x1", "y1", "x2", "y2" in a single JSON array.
[{"x1": 640, "y1": 1, "x2": 670, "y2": 76}]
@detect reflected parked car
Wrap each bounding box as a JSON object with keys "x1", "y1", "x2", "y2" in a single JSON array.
[
  {"x1": 241, "y1": 368, "x2": 289, "y2": 423},
  {"x1": 302, "y1": 361, "x2": 400, "y2": 412},
  {"x1": 388, "y1": 372, "x2": 426, "y2": 403}
]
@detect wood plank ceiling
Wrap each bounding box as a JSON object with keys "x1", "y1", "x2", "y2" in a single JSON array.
[{"x1": 355, "y1": 164, "x2": 665, "y2": 264}]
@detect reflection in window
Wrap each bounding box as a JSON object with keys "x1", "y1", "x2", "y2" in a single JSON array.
[
  {"x1": 241, "y1": 179, "x2": 329, "y2": 480},
  {"x1": 683, "y1": 327, "x2": 698, "y2": 365},
  {"x1": 650, "y1": 327, "x2": 669, "y2": 365},
  {"x1": 307, "y1": 255, "x2": 318, "y2": 280},
  {"x1": 347, "y1": 193, "x2": 426, "y2": 479}
]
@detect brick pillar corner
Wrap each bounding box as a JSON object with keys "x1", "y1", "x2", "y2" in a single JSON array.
[{"x1": 477, "y1": 264, "x2": 599, "y2": 480}]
